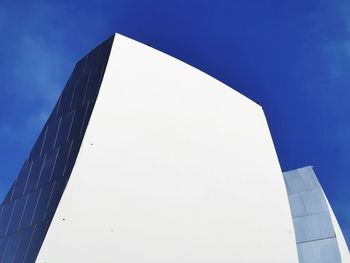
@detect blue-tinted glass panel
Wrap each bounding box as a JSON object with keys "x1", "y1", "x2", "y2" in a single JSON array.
[
  {"x1": 24, "y1": 156, "x2": 44, "y2": 194},
  {"x1": 28, "y1": 126, "x2": 47, "y2": 162},
  {"x1": 12, "y1": 162, "x2": 32, "y2": 200},
  {"x1": 23, "y1": 220, "x2": 49, "y2": 263},
  {"x1": 32, "y1": 183, "x2": 54, "y2": 225},
  {"x1": 50, "y1": 143, "x2": 71, "y2": 182},
  {"x1": 0, "y1": 202, "x2": 15, "y2": 237},
  {"x1": 7, "y1": 195, "x2": 27, "y2": 235},
  {"x1": 81, "y1": 100, "x2": 96, "y2": 135},
  {"x1": 57, "y1": 86, "x2": 74, "y2": 117},
  {"x1": 84, "y1": 69, "x2": 102, "y2": 102},
  {"x1": 100, "y1": 36, "x2": 115, "y2": 64},
  {"x1": 37, "y1": 148, "x2": 59, "y2": 188},
  {"x1": 12, "y1": 227, "x2": 34, "y2": 263},
  {"x1": 71, "y1": 76, "x2": 89, "y2": 108},
  {"x1": 19, "y1": 190, "x2": 40, "y2": 229},
  {"x1": 1, "y1": 232, "x2": 21, "y2": 263},
  {"x1": 68, "y1": 105, "x2": 87, "y2": 141},
  {"x1": 63, "y1": 140, "x2": 81, "y2": 178},
  {"x1": 41, "y1": 118, "x2": 60, "y2": 154},
  {"x1": 45, "y1": 179, "x2": 68, "y2": 220},
  {"x1": 55, "y1": 111, "x2": 74, "y2": 147},
  {"x1": 0, "y1": 237, "x2": 7, "y2": 261},
  {"x1": 83, "y1": 45, "x2": 100, "y2": 74}
]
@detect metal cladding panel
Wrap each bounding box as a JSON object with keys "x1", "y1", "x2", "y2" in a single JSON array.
[
  {"x1": 293, "y1": 211, "x2": 335, "y2": 243},
  {"x1": 299, "y1": 188, "x2": 329, "y2": 215},
  {"x1": 283, "y1": 168, "x2": 320, "y2": 195},
  {"x1": 297, "y1": 238, "x2": 342, "y2": 263},
  {"x1": 283, "y1": 166, "x2": 349, "y2": 263},
  {"x1": 37, "y1": 34, "x2": 298, "y2": 262},
  {"x1": 0, "y1": 35, "x2": 114, "y2": 263}
]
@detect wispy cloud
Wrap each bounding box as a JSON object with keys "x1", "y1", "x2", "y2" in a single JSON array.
[
  {"x1": 26, "y1": 110, "x2": 49, "y2": 130},
  {"x1": 14, "y1": 35, "x2": 65, "y2": 103}
]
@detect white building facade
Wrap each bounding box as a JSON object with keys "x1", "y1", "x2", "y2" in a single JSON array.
[{"x1": 0, "y1": 34, "x2": 348, "y2": 262}]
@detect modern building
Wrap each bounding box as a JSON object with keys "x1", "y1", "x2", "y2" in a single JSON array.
[{"x1": 0, "y1": 33, "x2": 348, "y2": 262}]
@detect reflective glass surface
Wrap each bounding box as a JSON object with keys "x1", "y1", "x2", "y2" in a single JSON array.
[
  {"x1": 12, "y1": 227, "x2": 34, "y2": 263},
  {"x1": 25, "y1": 156, "x2": 44, "y2": 194},
  {"x1": 50, "y1": 143, "x2": 71, "y2": 182},
  {"x1": 28, "y1": 127, "x2": 47, "y2": 163},
  {"x1": 31, "y1": 183, "x2": 55, "y2": 225},
  {"x1": 37, "y1": 148, "x2": 59, "y2": 188},
  {"x1": 23, "y1": 220, "x2": 50, "y2": 263},
  {"x1": 12, "y1": 163, "x2": 31, "y2": 200},
  {"x1": 19, "y1": 190, "x2": 40, "y2": 229},
  {"x1": 0, "y1": 238, "x2": 7, "y2": 261},
  {"x1": 1, "y1": 232, "x2": 21, "y2": 262},
  {"x1": 7, "y1": 195, "x2": 27, "y2": 235},
  {"x1": 56, "y1": 86, "x2": 74, "y2": 117},
  {"x1": 55, "y1": 111, "x2": 74, "y2": 146},
  {"x1": 41, "y1": 118, "x2": 60, "y2": 154},
  {"x1": 0, "y1": 34, "x2": 115, "y2": 263},
  {"x1": 0, "y1": 202, "x2": 14, "y2": 236}
]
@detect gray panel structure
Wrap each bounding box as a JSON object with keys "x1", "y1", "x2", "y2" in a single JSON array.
[
  {"x1": 0, "y1": 35, "x2": 114, "y2": 263},
  {"x1": 283, "y1": 166, "x2": 342, "y2": 263}
]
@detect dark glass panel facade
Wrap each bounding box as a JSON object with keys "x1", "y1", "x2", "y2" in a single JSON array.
[
  {"x1": 24, "y1": 156, "x2": 45, "y2": 194},
  {"x1": 18, "y1": 190, "x2": 41, "y2": 230},
  {"x1": 37, "y1": 148, "x2": 59, "y2": 188},
  {"x1": 1, "y1": 232, "x2": 21, "y2": 263},
  {"x1": 0, "y1": 35, "x2": 114, "y2": 263},
  {"x1": 0, "y1": 203, "x2": 14, "y2": 236},
  {"x1": 12, "y1": 163, "x2": 31, "y2": 200},
  {"x1": 12, "y1": 227, "x2": 34, "y2": 263},
  {"x1": 6, "y1": 195, "x2": 27, "y2": 235}
]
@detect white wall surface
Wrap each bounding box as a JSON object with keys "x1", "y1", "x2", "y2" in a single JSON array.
[
  {"x1": 324, "y1": 190, "x2": 350, "y2": 262},
  {"x1": 37, "y1": 33, "x2": 298, "y2": 263}
]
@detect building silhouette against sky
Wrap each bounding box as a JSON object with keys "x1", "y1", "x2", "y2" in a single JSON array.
[{"x1": 0, "y1": 34, "x2": 348, "y2": 262}]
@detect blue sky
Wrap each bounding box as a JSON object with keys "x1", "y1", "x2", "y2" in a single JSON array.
[{"x1": 0, "y1": 0, "x2": 349, "y2": 245}]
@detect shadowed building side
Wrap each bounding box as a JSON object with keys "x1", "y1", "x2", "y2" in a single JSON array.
[{"x1": 0, "y1": 35, "x2": 114, "y2": 263}]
